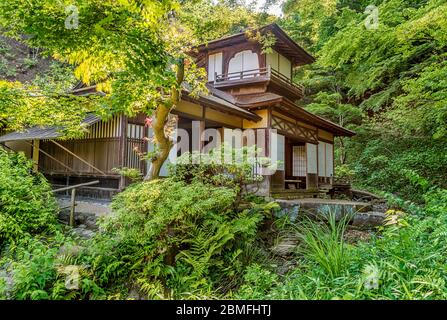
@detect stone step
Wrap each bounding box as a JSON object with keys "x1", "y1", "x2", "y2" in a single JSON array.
[{"x1": 271, "y1": 194, "x2": 319, "y2": 200}]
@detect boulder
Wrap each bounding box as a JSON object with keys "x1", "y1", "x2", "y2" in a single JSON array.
[{"x1": 352, "y1": 211, "x2": 386, "y2": 228}]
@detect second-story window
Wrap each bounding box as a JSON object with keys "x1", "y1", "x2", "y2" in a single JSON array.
[
  {"x1": 208, "y1": 52, "x2": 223, "y2": 82},
  {"x1": 266, "y1": 50, "x2": 292, "y2": 80},
  {"x1": 228, "y1": 50, "x2": 259, "y2": 79}
]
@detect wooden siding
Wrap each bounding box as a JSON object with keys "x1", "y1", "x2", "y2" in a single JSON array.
[
  {"x1": 175, "y1": 100, "x2": 203, "y2": 118},
  {"x1": 243, "y1": 109, "x2": 269, "y2": 129},
  {"x1": 205, "y1": 108, "x2": 243, "y2": 127},
  {"x1": 84, "y1": 115, "x2": 121, "y2": 139},
  {"x1": 40, "y1": 138, "x2": 120, "y2": 175},
  {"x1": 4, "y1": 140, "x2": 31, "y2": 157},
  {"x1": 38, "y1": 113, "x2": 149, "y2": 179},
  {"x1": 126, "y1": 122, "x2": 147, "y2": 174}
]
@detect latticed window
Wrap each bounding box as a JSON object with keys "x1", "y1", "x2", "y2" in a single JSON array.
[
  {"x1": 126, "y1": 123, "x2": 146, "y2": 171},
  {"x1": 292, "y1": 145, "x2": 306, "y2": 176}
]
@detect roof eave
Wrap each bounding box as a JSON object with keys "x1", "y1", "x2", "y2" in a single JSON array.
[
  {"x1": 181, "y1": 92, "x2": 262, "y2": 122},
  {"x1": 193, "y1": 23, "x2": 316, "y2": 67},
  {"x1": 279, "y1": 99, "x2": 356, "y2": 137}
]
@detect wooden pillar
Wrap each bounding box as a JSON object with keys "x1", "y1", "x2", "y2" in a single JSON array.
[
  {"x1": 192, "y1": 119, "x2": 205, "y2": 153},
  {"x1": 69, "y1": 188, "x2": 76, "y2": 227},
  {"x1": 32, "y1": 139, "x2": 40, "y2": 172},
  {"x1": 332, "y1": 141, "x2": 335, "y2": 185},
  {"x1": 118, "y1": 114, "x2": 128, "y2": 190}
]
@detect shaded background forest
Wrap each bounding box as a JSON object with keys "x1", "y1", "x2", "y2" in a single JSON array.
[{"x1": 278, "y1": 0, "x2": 447, "y2": 202}]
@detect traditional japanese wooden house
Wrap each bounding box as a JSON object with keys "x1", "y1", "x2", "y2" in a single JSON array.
[{"x1": 0, "y1": 23, "x2": 355, "y2": 199}]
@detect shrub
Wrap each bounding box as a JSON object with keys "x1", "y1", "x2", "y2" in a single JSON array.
[
  {"x1": 335, "y1": 164, "x2": 355, "y2": 182},
  {"x1": 347, "y1": 135, "x2": 447, "y2": 202},
  {"x1": 87, "y1": 178, "x2": 271, "y2": 298},
  {"x1": 236, "y1": 186, "x2": 447, "y2": 300},
  {"x1": 22, "y1": 57, "x2": 38, "y2": 70},
  {"x1": 0, "y1": 235, "x2": 104, "y2": 300},
  {"x1": 111, "y1": 167, "x2": 143, "y2": 182},
  {"x1": 170, "y1": 145, "x2": 268, "y2": 194},
  {"x1": 236, "y1": 264, "x2": 279, "y2": 299},
  {"x1": 0, "y1": 149, "x2": 58, "y2": 245}
]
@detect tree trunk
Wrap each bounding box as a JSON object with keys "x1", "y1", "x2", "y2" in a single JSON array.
[
  {"x1": 144, "y1": 60, "x2": 184, "y2": 181},
  {"x1": 146, "y1": 105, "x2": 174, "y2": 179},
  {"x1": 338, "y1": 137, "x2": 346, "y2": 164}
]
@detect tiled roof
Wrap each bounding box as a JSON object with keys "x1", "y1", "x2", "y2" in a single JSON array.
[{"x1": 0, "y1": 114, "x2": 101, "y2": 142}]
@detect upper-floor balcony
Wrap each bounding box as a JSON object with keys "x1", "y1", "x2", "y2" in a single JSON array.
[{"x1": 211, "y1": 66, "x2": 304, "y2": 100}]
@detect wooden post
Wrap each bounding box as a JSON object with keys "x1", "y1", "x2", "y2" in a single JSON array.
[
  {"x1": 192, "y1": 120, "x2": 205, "y2": 153},
  {"x1": 69, "y1": 188, "x2": 76, "y2": 227},
  {"x1": 32, "y1": 139, "x2": 40, "y2": 172},
  {"x1": 118, "y1": 114, "x2": 128, "y2": 189}
]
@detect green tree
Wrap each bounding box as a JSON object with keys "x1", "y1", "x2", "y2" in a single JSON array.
[
  {"x1": 0, "y1": 0, "x2": 202, "y2": 179},
  {"x1": 280, "y1": 0, "x2": 447, "y2": 196},
  {"x1": 0, "y1": 0, "x2": 271, "y2": 180}
]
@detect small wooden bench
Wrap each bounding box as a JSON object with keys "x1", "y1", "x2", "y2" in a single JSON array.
[{"x1": 285, "y1": 179, "x2": 302, "y2": 189}]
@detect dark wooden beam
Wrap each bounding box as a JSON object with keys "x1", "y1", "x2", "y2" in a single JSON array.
[{"x1": 50, "y1": 140, "x2": 107, "y2": 176}]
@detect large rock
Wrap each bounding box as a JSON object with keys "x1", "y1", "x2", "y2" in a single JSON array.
[
  {"x1": 275, "y1": 198, "x2": 384, "y2": 228},
  {"x1": 72, "y1": 225, "x2": 95, "y2": 239},
  {"x1": 352, "y1": 212, "x2": 385, "y2": 228},
  {"x1": 276, "y1": 199, "x2": 372, "y2": 215}
]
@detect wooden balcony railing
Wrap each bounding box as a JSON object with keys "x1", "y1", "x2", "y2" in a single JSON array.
[
  {"x1": 214, "y1": 66, "x2": 304, "y2": 95},
  {"x1": 215, "y1": 67, "x2": 269, "y2": 82}
]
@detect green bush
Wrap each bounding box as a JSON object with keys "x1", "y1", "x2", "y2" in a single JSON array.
[
  {"x1": 0, "y1": 235, "x2": 104, "y2": 300},
  {"x1": 170, "y1": 145, "x2": 270, "y2": 194},
  {"x1": 0, "y1": 149, "x2": 58, "y2": 245},
  {"x1": 346, "y1": 135, "x2": 447, "y2": 203},
  {"x1": 236, "y1": 186, "x2": 447, "y2": 300},
  {"x1": 86, "y1": 178, "x2": 272, "y2": 298},
  {"x1": 236, "y1": 264, "x2": 279, "y2": 299}
]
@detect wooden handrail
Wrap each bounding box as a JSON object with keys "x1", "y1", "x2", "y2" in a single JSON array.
[
  {"x1": 52, "y1": 180, "x2": 100, "y2": 193},
  {"x1": 215, "y1": 68, "x2": 269, "y2": 82},
  {"x1": 214, "y1": 67, "x2": 304, "y2": 93},
  {"x1": 52, "y1": 180, "x2": 100, "y2": 227}
]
